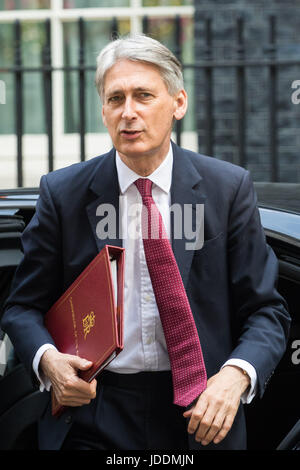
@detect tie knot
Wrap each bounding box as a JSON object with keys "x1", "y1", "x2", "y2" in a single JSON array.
[{"x1": 134, "y1": 178, "x2": 153, "y2": 198}]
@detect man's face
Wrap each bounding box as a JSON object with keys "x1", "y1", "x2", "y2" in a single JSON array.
[{"x1": 101, "y1": 59, "x2": 187, "y2": 164}]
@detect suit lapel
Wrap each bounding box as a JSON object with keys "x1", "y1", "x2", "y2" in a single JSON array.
[
  {"x1": 86, "y1": 148, "x2": 123, "y2": 252},
  {"x1": 171, "y1": 142, "x2": 206, "y2": 288}
]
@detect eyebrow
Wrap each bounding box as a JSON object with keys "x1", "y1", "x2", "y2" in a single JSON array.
[{"x1": 105, "y1": 86, "x2": 154, "y2": 97}]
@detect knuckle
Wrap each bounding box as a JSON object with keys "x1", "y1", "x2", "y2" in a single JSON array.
[
  {"x1": 216, "y1": 431, "x2": 226, "y2": 441},
  {"x1": 201, "y1": 419, "x2": 210, "y2": 428},
  {"x1": 214, "y1": 398, "x2": 223, "y2": 408},
  {"x1": 217, "y1": 427, "x2": 230, "y2": 439},
  {"x1": 193, "y1": 412, "x2": 203, "y2": 421},
  {"x1": 227, "y1": 405, "x2": 236, "y2": 416},
  {"x1": 61, "y1": 391, "x2": 71, "y2": 402},
  {"x1": 211, "y1": 423, "x2": 221, "y2": 433},
  {"x1": 65, "y1": 378, "x2": 75, "y2": 389},
  {"x1": 188, "y1": 422, "x2": 197, "y2": 432},
  {"x1": 223, "y1": 422, "x2": 232, "y2": 432},
  {"x1": 59, "y1": 396, "x2": 68, "y2": 405},
  {"x1": 60, "y1": 388, "x2": 68, "y2": 399},
  {"x1": 55, "y1": 395, "x2": 63, "y2": 405},
  {"x1": 203, "y1": 391, "x2": 213, "y2": 402}
]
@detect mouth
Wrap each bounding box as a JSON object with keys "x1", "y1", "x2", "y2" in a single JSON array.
[{"x1": 120, "y1": 130, "x2": 142, "y2": 140}]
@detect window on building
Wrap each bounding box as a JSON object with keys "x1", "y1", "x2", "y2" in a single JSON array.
[
  {"x1": 0, "y1": 0, "x2": 50, "y2": 9},
  {"x1": 0, "y1": 1, "x2": 195, "y2": 187}
]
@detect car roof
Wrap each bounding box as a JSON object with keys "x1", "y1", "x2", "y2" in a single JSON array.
[
  {"x1": 0, "y1": 190, "x2": 299, "y2": 247},
  {"x1": 259, "y1": 207, "x2": 300, "y2": 248}
]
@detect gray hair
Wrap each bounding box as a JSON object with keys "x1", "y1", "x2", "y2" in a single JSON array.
[{"x1": 95, "y1": 34, "x2": 184, "y2": 100}]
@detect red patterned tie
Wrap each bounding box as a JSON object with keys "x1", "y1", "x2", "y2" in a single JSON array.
[{"x1": 135, "y1": 178, "x2": 207, "y2": 408}]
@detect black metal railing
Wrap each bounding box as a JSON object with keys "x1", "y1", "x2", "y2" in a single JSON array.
[
  {"x1": 193, "y1": 14, "x2": 300, "y2": 180},
  {"x1": 1, "y1": 15, "x2": 300, "y2": 187}
]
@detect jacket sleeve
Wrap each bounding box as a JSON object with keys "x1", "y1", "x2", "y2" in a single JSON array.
[
  {"x1": 226, "y1": 170, "x2": 291, "y2": 398},
  {"x1": 1, "y1": 175, "x2": 63, "y2": 376}
]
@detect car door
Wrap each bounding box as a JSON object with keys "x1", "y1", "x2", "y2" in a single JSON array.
[
  {"x1": 245, "y1": 207, "x2": 300, "y2": 449},
  {"x1": 0, "y1": 195, "x2": 47, "y2": 450},
  {"x1": 0, "y1": 194, "x2": 299, "y2": 450}
]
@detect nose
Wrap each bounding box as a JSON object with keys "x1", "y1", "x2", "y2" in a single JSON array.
[{"x1": 121, "y1": 97, "x2": 137, "y2": 120}]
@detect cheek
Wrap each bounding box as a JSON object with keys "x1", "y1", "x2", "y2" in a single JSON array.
[
  {"x1": 102, "y1": 109, "x2": 108, "y2": 127},
  {"x1": 151, "y1": 108, "x2": 174, "y2": 130},
  {"x1": 102, "y1": 113, "x2": 117, "y2": 132}
]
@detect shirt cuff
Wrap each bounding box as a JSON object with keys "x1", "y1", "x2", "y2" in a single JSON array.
[
  {"x1": 221, "y1": 358, "x2": 257, "y2": 404},
  {"x1": 32, "y1": 343, "x2": 57, "y2": 392}
]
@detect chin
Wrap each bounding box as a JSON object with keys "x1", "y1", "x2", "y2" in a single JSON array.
[{"x1": 117, "y1": 143, "x2": 151, "y2": 159}]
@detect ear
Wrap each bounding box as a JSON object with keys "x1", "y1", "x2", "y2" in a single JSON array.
[
  {"x1": 101, "y1": 105, "x2": 107, "y2": 128},
  {"x1": 173, "y1": 89, "x2": 188, "y2": 121}
]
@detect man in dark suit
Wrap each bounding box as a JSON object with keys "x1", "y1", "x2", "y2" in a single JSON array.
[{"x1": 2, "y1": 35, "x2": 290, "y2": 450}]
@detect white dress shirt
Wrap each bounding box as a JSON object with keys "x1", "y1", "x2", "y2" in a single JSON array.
[{"x1": 33, "y1": 144, "x2": 257, "y2": 403}]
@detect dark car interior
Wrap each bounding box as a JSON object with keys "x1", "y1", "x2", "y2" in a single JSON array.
[
  {"x1": 0, "y1": 202, "x2": 299, "y2": 450},
  {"x1": 244, "y1": 230, "x2": 300, "y2": 450}
]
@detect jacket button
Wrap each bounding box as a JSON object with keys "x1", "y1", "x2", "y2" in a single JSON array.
[{"x1": 65, "y1": 415, "x2": 72, "y2": 424}]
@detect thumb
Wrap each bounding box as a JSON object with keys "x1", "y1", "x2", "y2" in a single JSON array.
[{"x1": 69, "y1": 355, "x2": 92, "y2": 371}]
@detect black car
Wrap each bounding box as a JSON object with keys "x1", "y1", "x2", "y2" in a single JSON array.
[{"x1": 0, "y1": 186, "x2": 299, "y2": 450}]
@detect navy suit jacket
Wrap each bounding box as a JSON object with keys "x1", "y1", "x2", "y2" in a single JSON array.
[{"x1": 2, "y1": 142, "x2": 290, "y2": 450}]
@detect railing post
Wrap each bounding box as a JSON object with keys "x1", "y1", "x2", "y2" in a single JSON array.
[
  {"x1": 78, "y1": 17, "x2": 86, "y2": 162},
  {"x1": 111, "y1": 17, "x2": 119, "y2": 40},
  {"x1": 14, "y1": 20, "x2": 23, "y2": 187},
  {"x1": 142, "y1": 15, "x2": 149, "y2": 35},
  {"x1": 203, "y1": 17, "x2": 214, "y2": 157},
  {"x1": 194, "y1": 9, "x2": 202, "y2": 152},
  {"x1": 268, "y1": 15, "x2": 279, "y2": 182},
  {"x1": 42, "y1": 18, "x2": 54, "y2": 173},
  {"x1": 236, "y1": 16, "x2": 246, "y2": 168}
]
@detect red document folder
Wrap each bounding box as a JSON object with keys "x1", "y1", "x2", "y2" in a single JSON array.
[{"x1": 44, "y1": 245, "x2": 125, "y2": 416}]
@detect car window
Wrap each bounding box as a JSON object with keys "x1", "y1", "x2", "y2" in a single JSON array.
[{"x1": 254, "y1": 182, "x2": 300, "y2": 215}]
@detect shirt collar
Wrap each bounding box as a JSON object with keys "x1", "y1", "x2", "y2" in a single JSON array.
[{"x1": 116, "y1": 143, "x2": 173, "y2": 195}]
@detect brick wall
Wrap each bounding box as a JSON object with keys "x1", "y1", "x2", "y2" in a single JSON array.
[{"x1": 194, "y1": 0, "x2": 300, "y2": 182}]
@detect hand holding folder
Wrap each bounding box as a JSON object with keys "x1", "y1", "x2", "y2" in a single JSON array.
[{"x1": 44, "y1": 245, "x2": 125, "y2": 416}]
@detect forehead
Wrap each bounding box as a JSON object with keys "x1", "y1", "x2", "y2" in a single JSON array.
[{"x1": 103, "y1": 59, "x2": 168, "y2": 95}]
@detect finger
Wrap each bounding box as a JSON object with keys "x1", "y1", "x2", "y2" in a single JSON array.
[
  {"x1": 90, "y1": 379, "x2": 97, "y2": 394},
  {"x1": 213, "y1": 414, "x2": 234, "y2": 444},
  {"x1": 54, "y1": 382, "x2": 95, "y2": 406},
  {"x1": 54, "y1": 374, "x2": 95, "y2": 405},
  {"x1": 69, "y1": 356, "x2": 93, "y2": 371},
  {"x1": 186, "y1": 398, "x2": 208, "y2": 435},
  {"x1": 66, "y1": 375, "x2": 97, "y2": 399},
  {"x1": 194, "y1": 406, "x2": 217, "y2": 443},
  {"x1": 200, "y1": 413, "x2": 226, "y2": 446},
  {"x1": 59, "y1": 395, "x2": 93, "y2": 407},
  {"x1": 183, "y1": 407, "x2": 194, "y2": 418},
  {"x1": 77, "y1": 378, "x2": 97, "y2": 399}
]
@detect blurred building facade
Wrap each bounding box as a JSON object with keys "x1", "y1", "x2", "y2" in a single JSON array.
[{"x1": 0, "y1": 0, "x2": 299, "y2": 188}]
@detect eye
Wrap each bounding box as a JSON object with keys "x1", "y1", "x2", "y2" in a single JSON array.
[
  {"x1": 108, "y1": 95, "x2": 122, "y2": 103},
  {"x1": 139, "y1": 92, "x2": 152, "y2": 99}
]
